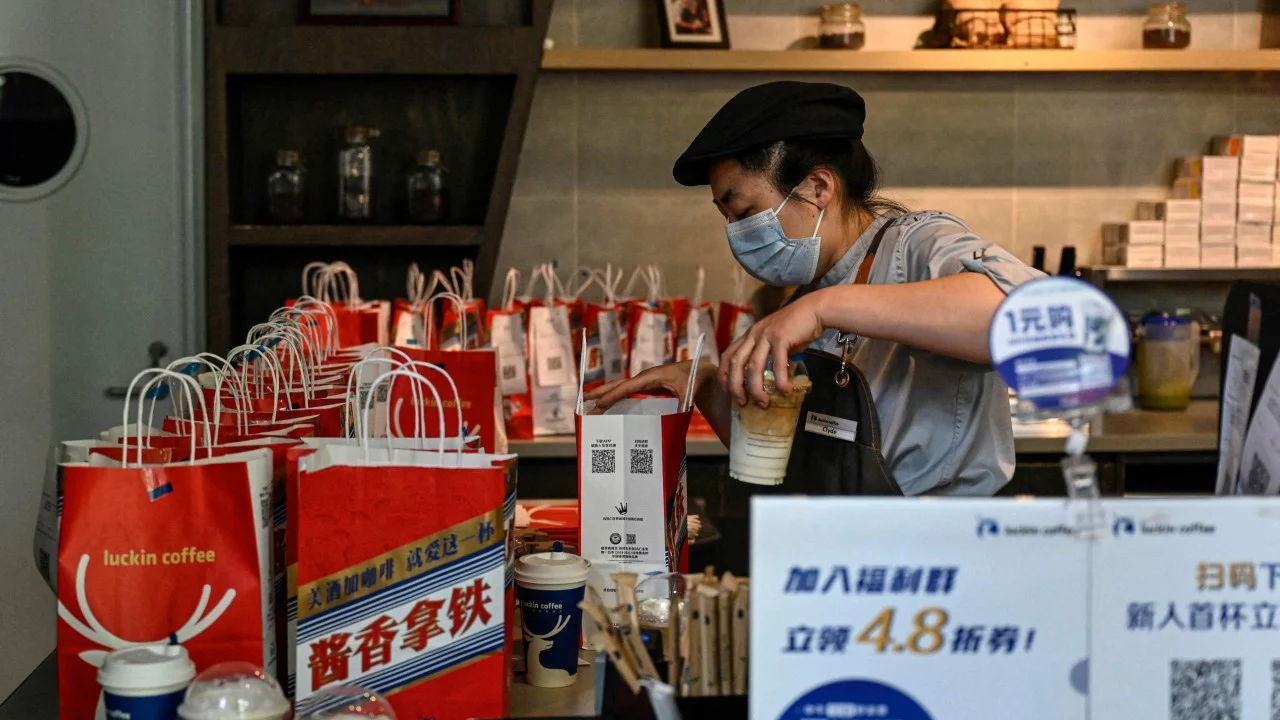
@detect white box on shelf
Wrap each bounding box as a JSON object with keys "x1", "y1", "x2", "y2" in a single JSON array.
[
  {"x1": 1164, "y1": 223, "x2": 1200, "y2": 247},
  {"x1": 1163, "y1": 245, "x2": 1201, "y2": 268},
  {"x1": 1137, "y1": 199, "x2": 1202, "y2": 223},
  {"x1": 1201, "y1": 245, "x2": 1237, "y2": 268},
  {"x1": 1117, "y1": 245, "x2": 1163, "y2": 268},
  {"x1": 1201, "y1": 200, "x2": 1237, "y2": 224},
  {"x1": 1238, "y1": 201, "x2": 1275, "y2": 225},
  {"x1": 1243, "y1": 156, "x2": 1279, "y2": 184},
  {"x1": 1236, "y1": 222, "x2": 1272, "y2": 247},
  {"x1": 1201, "y1": 222, "x2": 1236, "y2": 245},
  {"x1": 1237, "y1": 245, "x2": 1275, "y2": 268},
  {"x1": 1171, "y1": 178, "x2": 1235, "y2": 202},
  {"x1": 1175, "y1": 155, "x2": 1240, "y2": 181},
  {"x1": 1212, "y1": 134, "x2": 1280, "y2": 158},
  {"x1": 1238, "y1": 181, "x2": 1276, "y2": 204}
]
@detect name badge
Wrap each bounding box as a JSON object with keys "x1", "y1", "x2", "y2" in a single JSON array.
[{"x1": 804, "y1": 411, "x2": 858, "y2": 443}]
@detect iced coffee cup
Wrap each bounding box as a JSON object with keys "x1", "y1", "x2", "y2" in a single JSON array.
[
  {"x1": 515, "y1": 542, "x2": 590, "y2": 688},
  {"x1": 97, "y1": 644, "x2": 196, "y2": 720},
  {"x1": 177, "y1": 662, "x2": 291, "y2": 720},
  {"x1": 729, "y1": 356, "x2": 812, "y2": 485}
]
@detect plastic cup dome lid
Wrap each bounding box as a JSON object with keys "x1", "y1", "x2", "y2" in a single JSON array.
[
  {"x1": 298, "y1": 685, "x2": 397, "y2": 719},
  {"x1": 177, "y1": 662, "x2": 291, "y2": 720}
]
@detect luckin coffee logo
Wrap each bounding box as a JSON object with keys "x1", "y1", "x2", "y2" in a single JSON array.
[
  {"x1": 975, "y1": 516, "x2": 1074, "y2": 538},
  {"x1": 1111, "y1": 514, "x2": 1215, "y2": 537},
  {"x1": 615, "y1": 502, "x2": 628, "y2": 516},
  {"x1": 977, "y1": 518, "x2": 1000, "y2": 538}
]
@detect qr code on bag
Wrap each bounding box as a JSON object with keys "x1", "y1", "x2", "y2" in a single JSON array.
[
  {"x1": 547, "y1": 356, "x2": 563, "y2": 371},
  {"x1": 630, "y1": 448, "x2": 654, "y2": 475},
  {"x1": 610, "y1": 358, "x2": 623, "y2": 375},
  {"x1": 1170, "y1": 659, "x2": 1241, "y2": 720},
  {"x1": 502, "y1": 365, "x2": 517, "y2": 381},
  {"x1": 591, "y1": 449, "x2": 615, "y2": 474},
  {"x1": 1243, "y1": 453, "x2": 1272, "y2": 495}
]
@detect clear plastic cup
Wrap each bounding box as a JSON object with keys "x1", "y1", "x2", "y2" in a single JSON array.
[
  {"x1": 297, "y1": 685, "x2": 397, "y2": 719},
  {"x1": 176, "y1": 662, "x2": 291, "y2": 720},
  {"x1": 729, "y1": 358, "x2": 811, "y2": 486}
]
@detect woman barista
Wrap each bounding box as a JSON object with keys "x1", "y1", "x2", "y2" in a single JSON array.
[{"x1": 586, "y1": 81, "x2": 1044, "y2": 496}]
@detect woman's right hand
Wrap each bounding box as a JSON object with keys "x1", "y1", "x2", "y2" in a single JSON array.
[{"x1": 582, "y1": 360, "x2": 711, "y2": 414}]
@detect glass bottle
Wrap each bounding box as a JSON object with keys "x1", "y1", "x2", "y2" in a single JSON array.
[
  {"x1": 406, "y1": 150, "x2": 450, "y2": 224},
  {"x1": 337, "y1": 125, "x2": 379, "y2": 222},
  {"x1": 1143, "y1": 2, "x2": 1191, "y2": 49},
  {"x1": 265, "y1": 150, "x2": 305, "y2": 224},
  {"x1": 819, "y1": 4, "x2": 865, "y2": 50}
]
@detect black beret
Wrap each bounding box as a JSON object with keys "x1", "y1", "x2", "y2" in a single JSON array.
[{"x1": 672, "y1": 81, "x2": 867, "y2": 187}]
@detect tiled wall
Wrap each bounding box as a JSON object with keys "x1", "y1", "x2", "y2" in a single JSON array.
[{"x1": 494, "y1": 0, "x2": 1279, "y2": 311}]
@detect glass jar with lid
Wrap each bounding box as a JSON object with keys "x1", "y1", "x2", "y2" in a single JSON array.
[
  {"x1": 819, "y1": 4, "x2": 865, "y2": 50},
  {"x1": 338, "y1": 125, "x2": 379, "y2": 222},
  {"x1": 1142, "y1": 2, "x2": 1191, "y2": 49},
  {"x1": 266, "y1": 150, "x2": 305, "y2": 224},
  {"x1": 406, "y1": 149, "x2": 450, "y2": 224}
]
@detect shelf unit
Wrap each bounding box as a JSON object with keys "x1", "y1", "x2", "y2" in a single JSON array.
[
  {"x1": 541, "y1": 48, "x2": 1280, "y2": 73},
  {"x1": 1080, "y1": 267, "x2": 1280, "y2": 285},
  {"x1": 204, "y1": 0, "x2": 553, "y2": 352},
  {"x1": 227, "y1": 225, "x2": 483, "y2": 247}
]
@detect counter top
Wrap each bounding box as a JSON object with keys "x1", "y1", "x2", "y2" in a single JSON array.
[{"x1": 510, "y1": 401, "x2": 1221, "y2": 458}]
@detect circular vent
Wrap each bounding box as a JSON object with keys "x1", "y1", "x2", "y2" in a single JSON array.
[{"x1": 0, "y1": 59, "x2": 88, "y2": 202}]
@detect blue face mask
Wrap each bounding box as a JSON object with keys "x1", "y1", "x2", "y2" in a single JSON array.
[{"x1": 725, "y1": 189, "x2": 825, "y2": 287}]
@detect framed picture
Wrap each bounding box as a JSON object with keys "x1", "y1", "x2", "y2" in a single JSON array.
[
  {"x1": 658, "y1": 0, "x2": 730, "y2": 49},
  {"x1": 302, "y1": 0, "x2": 459, "y2": 25}
]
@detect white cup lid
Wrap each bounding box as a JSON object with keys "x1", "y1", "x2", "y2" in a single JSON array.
[
  {"x1": 97, "y1": 645, "x2": 196, "y2": 692},
  {"x1": 515, "y1": 542, "x2": 590, "y2": 585},
  {"x1": 177, "y1": 662, "x2": 291, "y2": 720}
]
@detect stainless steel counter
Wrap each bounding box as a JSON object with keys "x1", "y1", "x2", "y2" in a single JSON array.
[{"x1": 510, "y1": 401, "x2": 1220, "y2": 458}]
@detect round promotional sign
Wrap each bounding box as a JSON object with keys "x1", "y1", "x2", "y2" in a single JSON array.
[
  {"x1": 780, "y1": 679, "x2": 933, "y2": 720},
  {"x1": 988, "y1": 276, "x2": 1130, "y2": 411}
]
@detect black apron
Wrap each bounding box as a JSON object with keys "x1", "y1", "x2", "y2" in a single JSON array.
[{"x1": 763, "y1": 218, "x2": 905, "y2": 496}]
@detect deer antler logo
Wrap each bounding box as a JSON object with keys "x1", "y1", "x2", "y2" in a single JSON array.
[
  {"x1": 58, "y1": 553, "x2": 236, "y2": 712},
  {"x1": 615, "y1": 502, "x2": 628, "y2": 516},
  {"x1": 523, "y1": 614, "x2": 571, "y2": 683}
]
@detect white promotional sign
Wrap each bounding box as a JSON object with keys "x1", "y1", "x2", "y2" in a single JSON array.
[
  {"x1": 988, "y1": 277, "x2": 1130, "y2": 412},
  {"x1": 751, "y1": 498, "x2": 1089, "y2": 720},
  {"x1": 1091, "y1": 498, "x2": 1280, "y2": 719}
]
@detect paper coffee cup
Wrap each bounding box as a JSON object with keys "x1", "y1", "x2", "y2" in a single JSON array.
[
  {"x1": 177, "y1": 662, "x2": 291, "y2": 720},
  {"x1": 97, "y1": 644, "x2": 196, "y2": 720},
  {"x1": 515, "y1": 543, "x2": 590, "y2": 688}
]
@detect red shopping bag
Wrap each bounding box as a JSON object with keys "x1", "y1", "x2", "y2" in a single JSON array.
[
  {"x1": 57, "y1": 449, "x2": 274, "y2": 720},
  {"x1": 675, "y1": 267, "x2": 721, "y2": 366},
  {"x1": 386, "y1": 347, "x2": 505, "y2": 453},
  {"x1": 487, "y1": 270, "x2": 533, "y2": 441},
  {"x1": 575, "y1": 398, "x2": 692, "y2": 605},
  {"x1": 716, "y1": 267, "x2": 756, "y2": 351},
  {"x1": 292, "y1": 442, "x2": 517, "y2": 720}
]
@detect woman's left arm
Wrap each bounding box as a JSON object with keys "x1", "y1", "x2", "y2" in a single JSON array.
[{"x1": 719, "y1": 273, "x2": 1004, "y2": 407}]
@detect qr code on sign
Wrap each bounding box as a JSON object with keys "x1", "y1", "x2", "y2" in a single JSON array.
[
  {"x1": 1170, "y1": 659, "x2": 1241, "y2": 720},
  {"x1": 591, "y1": 449, "x2": 615, "y2": 474},
  {"x1": 1243, "y1": 453, "x2": 1272, "y2": 495},
  {"x1": 630, "y1": 448, "x2": 654, "y2": 474}
]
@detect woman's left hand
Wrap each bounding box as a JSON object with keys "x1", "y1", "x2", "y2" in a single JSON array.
[{"x1": 719, "y1": 289, "x2": 828, "y2": 408}]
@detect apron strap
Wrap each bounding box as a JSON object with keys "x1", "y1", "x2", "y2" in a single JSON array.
[{"x1": 853, "y1": 217, "x2": 894, "y2": 285}]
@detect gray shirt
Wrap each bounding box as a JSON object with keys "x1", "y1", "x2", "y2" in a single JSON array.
[{"x1": 801, "y1": 211, "x2": 1045, "y2": 496}]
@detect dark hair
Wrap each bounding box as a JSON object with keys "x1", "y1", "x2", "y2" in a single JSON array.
[{"x1": 731, "y1": 138, "x2": 907, "y2": 218}]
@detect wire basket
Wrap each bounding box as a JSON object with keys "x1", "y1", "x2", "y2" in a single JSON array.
[{"x1": 923, "y1": 8, "x2": 1077, "y2": 49}]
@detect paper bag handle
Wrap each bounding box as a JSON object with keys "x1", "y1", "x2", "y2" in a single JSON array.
[
  {"x1": 424, "y1": 291, "x2": 469, "y2": 350},
  {"x1": 226, "y1": 343, "x2": 285, "y2": 424},
  {"x1": 122, "y1": 368, "x2": 210, "y2": 467},
  {"x1": 346, "y1": 349, "x2": 413, "y2": 443},
  {"x1": 363, "y1": 368, "x2": 448, "y2": 456}
]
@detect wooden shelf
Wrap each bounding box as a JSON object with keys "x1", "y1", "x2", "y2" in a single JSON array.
[
  {"x1": 227, "y1": 225, "x2": 483, "y2": 247},
  {"x1": 1080, "y1": 266, "x2": 1280, "y2": 283},
  {"x1": 213, "y1": 26, "x2": 535, "y2": 75},
  {"x1": 541, "y1": 48, "x2": 1280, "y2": 73}
]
